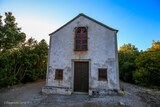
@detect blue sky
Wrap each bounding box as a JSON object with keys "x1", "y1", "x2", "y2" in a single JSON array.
[{"x1": 0, "y1": 0, "x2": 160, "y2": 50}]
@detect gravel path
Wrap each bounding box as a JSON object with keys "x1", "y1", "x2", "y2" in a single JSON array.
[{"x1": 0, "y1": 81, "x2": 160, "y2": 107}]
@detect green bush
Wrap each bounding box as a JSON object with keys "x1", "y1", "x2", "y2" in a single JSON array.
[
  {"x1": 133, "y1": 51, "x2": 160, "y2": 86},
  {"x1": 133, "y1": 68, "x2": 150, "y2": 86}
]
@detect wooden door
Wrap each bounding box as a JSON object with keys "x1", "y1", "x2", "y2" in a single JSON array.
[{"x1": 74, "y1": 62, "x2": 89, "y2": 92}]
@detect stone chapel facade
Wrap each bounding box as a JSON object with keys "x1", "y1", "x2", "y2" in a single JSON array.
[{"x1": 42, "y1": 13, "x2": 120, "y2": 95}]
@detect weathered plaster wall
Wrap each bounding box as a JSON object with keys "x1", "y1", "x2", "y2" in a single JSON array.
[{"x1": 45, "y1": 16, "x2": 119, "y2": 94}]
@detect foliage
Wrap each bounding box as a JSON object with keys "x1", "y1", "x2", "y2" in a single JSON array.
[
  {"x1": 0, "y1": 12, "x2": 26, "y2": 51},
  {"x1": 119, "y1": 43, "x2": 138, "y2": 52},
  {"x1": 118, "y1": 43, "x2": 139, "y2": 83},
  {"x1": 119, "y1": 41, "x2": 160, "y2": 87},
  {"x1": 133, "y1": 41, "x2": 160, "y2": 86},
  {"x1": 0, "y1": 12, "x2": 48, "y2": 88},
  {"x1": 148, "y1": 40, "x2": 160, "y2": 51},
  {"x1": 0, "y1": 38, "x2": 48, "y2": 87}
]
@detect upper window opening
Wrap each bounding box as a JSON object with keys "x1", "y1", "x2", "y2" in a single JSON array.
[{"x1": 75, "y1": 27, "x2": 88, "y2": 51}]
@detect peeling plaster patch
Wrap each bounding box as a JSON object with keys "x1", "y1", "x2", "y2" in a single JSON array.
[
  {"x1": 66, "y1": 67, "x2": 71, "y2": 75},
  {"x1": 68, "y1": 76, "x2": 72, "y2": 81},
  {"x1": 48, "y1": 66, "x2": 53, "y2": 80},
  {"x1": 109, "y1": 78, "x2": 117, "y2": 89},
  {"x1": 108, "y1": 58, "x2": 115, "y2": 61},
  {"x1": 93, "y1": 62, "x2": 101, "y2": 66},
  {"x1": 91, "y1": 77, "x2": 96, "y2": 85},
  {"x1": 108, "y1": 61, "x2": 114, "y2": 73},
  {"x1": 97, "y1": 81, "x2": 108, "y2": 89},
  {"x1": 67, "y1": 67, "x2": 71, "y2": 72},
  {"x1": 48, "y1": 66, "x2": 53, "y2": 72},
  {"x1": 64, "y1": 70, "x2": 68, "y2": 75}
]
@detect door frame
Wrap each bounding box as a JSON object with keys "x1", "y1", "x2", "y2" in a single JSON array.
[{"x1": 71, "y1": 59, "x2": 91, "y2": 93}]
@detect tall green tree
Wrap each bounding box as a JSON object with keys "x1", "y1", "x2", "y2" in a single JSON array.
[
  {"x1": 0, "y1": 12, "x2": 48, "y2": 88},
  {"x1": 119, "y1": 43, "x2": 139, "y2": 83},
  {"x1": 0, "y1": 12, "x2": 26, "y2": 51}
]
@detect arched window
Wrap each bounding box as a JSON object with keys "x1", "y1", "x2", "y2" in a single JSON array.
[{"x1": 75, "y1": 27, "x2": 88, "y2": 51}]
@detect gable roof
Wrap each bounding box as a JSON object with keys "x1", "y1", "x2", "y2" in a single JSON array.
[{"x1": 49, "y1": 13, "x2": 118, "y2": 36}]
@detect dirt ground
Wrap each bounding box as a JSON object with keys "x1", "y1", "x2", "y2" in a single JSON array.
[{"x1": 0, "y1": 80, "x2": 160, "y2": 107}]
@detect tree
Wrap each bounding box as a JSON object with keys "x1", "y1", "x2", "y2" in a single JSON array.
[
  {"x1": 0, "y1": 12, "x2": 26, "y2": 51},
  {"x1": 118, "y1": 43, "x2": 139, "y2": 83},
  {"x1": 34, "y1": 39, "x2": 48, "y2": 79},
  {"x1": 133, "y1": 40, "x2": 160, "y2": 86},
  {"x1": 0, "y1": 12, "x2": 48, "y2": 87},
  {"x1": 0, "y1": 15, "x2": 2, "y2": 26},
  {"x1": 148, "y1": 40, "x2": 160, "y2": 51},
  {"x1": 119, "y1": 43, "x2": 138, "y2": 53}
]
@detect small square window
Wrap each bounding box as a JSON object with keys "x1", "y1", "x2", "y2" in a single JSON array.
[
  {"x1": 98, "y1": 68, "x2": 107, "y2": 81},
  {"x1": 55, "y1": 69, "x2": 63, "y2": 80}
]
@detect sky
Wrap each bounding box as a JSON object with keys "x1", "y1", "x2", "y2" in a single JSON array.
[{"x1": 0, "y1": 0, "x2": 160, "y2": 50}]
